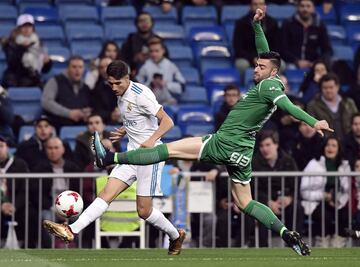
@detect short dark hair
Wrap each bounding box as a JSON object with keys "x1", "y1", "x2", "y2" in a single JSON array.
[
  {"x1": 148, "y1": 37, "x2": 165, "y2": 49},
  {"x1": 88, "y1": 113, "x2": 103, "y2": 122},
  {"x1": 257, "y1": 130, "x2": 279, "y2": 144},
  {"x1": 258, "y1": 51, "x2": 281, "y2": 70},
  {"x1": 67, "y1": 55, "x2": 84, "y2": 66},
  {"x1": 106, "y1": 60, "x2": 130, "y2": 79},
  {"x1": 298, "y1": 0, "x2": 315, "y2": 5},
  {"x1": 223, "y1": 84, "x2": 240, "y2": 94},
  {"x1": 351, "y1": 112, "x2": 360, "y2": 125},
  {"x1": 135, "y1": 11, "x2": 153, "y2": 25},
  {"x1": 319, "y1": 73, "x2": 340, "y2": 88}
]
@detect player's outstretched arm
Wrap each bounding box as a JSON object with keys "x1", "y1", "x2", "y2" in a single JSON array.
[
  {"x1": 275, "y1": 96, "x2": 334, "y2": 137},
  {"x1": 253, "y1": 7, "x2": 270, "y2": 54}
]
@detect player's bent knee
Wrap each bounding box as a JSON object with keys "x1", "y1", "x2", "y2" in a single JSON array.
[{"x1": 137, "y1": 205, "x2": 152, "y2": 220}]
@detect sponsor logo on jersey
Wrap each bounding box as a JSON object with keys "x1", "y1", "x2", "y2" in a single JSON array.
[
  {"x1": 127, "y1": 103, "x2": 132, "y2": 112},
  {"x1": 229, "y1": 152, "x2": 251, "y2": 168},
  {"x1": 124, "y1": 120, "x2": 137, "y2": 127},
  {"x1": 269, "y1": 86, "x2": 281, "y2": 91}
]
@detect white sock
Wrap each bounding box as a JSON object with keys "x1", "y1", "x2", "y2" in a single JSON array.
[
  {"x1": 145, "y1": 208, "x2": 179, "y2": 240},
  {"x1": 69, "y1": 197, "x2": 109, "y2": 234}
]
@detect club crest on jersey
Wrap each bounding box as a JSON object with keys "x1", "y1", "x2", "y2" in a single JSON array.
[{"x1": 127, "y1": 103, "x2": 132, "y2": 112}]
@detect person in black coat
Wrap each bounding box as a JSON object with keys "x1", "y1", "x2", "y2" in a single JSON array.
[{"x1": 343, "y1": 113, "x2": 360, "y2": 170}]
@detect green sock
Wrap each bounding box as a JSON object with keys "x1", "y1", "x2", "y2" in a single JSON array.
[
  {"x1": 243, "y1": 200, "x2": 287, "y2": 237},
  {"x1": 113, "y1": 144, "x2": 169, "y2": 165}
]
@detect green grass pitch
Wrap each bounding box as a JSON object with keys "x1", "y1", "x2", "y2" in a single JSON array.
[{"x1": 0, "y1": 248, "x2": 359, "y2": 267}]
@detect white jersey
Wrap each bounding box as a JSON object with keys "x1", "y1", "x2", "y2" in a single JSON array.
[{"x1": 118, "y1": 81, "x2": 162, "y2": 151}]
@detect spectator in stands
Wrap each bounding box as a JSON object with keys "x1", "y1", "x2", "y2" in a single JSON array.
[
  {"x1": 281, "y1": 0, "x2": 332, "y2": 69},
  {"x1": 343, "y1": 113, "x2": 360, "y2": 169},
  {"x1": 299, "y1": 60, "x2": 329, "y2": 104},
  {"x1": 233, "y1": 0, "x2": 282, "y2": 81},
  {"x1": 90, "y1": 57, "x2": 120, "y2": 124},
  {"x1": 1, "y1": 14, "x2": 52, "y2": 88},
  {"x1": 307, "y1": 73, "x2": 358, "y2": 140},
  {"x1": 41, "y1": 56, "x2": 92, "y2": 130},
  {"x1": 32, "y1": 137, "x2": 81, "y2": 248},
  {"x1": 214, "y1": 84, "x2": 241, "y2": 131},
  {"x1": 136, "y1": 38, "x2": 185, "y2": 102},
  {"x1": 121, "y1": 12, "x2": 160, "y2": 72},
  {"x1": 346, "y1": 65, "x2": 360, "y2": 110},
  {"x1": 16, "y1": 116, "x2": 73, "y2": 171},
  {"x1": 301, "y1": 136, "x2": 350, "y2": 247},
  {"x1": 252, "y1": 130, "x2": 303, "y2": 247},
  {"x1": 353, "y1": 159, "x2": 360, "y2": 231},
  {"x1": 74, "y1": 114, "x2": 119, "y2": 171},
  {"x1": 0, "y1": 136, "x2": 36, "y2": 248},
  {"x1": 85, "y1": 41, "x2": 122, "y2": 90},
  {"x1": 291, "y1": 121, "x2": 322, "y2": 171},
  {"x1": 0, "y1": 85, "x2": 15, "y2": 146}
]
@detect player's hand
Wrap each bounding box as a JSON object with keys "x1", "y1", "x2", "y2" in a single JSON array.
[
  {"x1": 253, "y1": 7, "x2": 266, "y2": 22},
  {"x1": 140, "y1": 139, "x2": 156, "y2": 148},
  {"x1": 205, "y1": 169, "x2": 218, "y2": 182},
  {"x1": 314, "y1": 120, "x2": 334, "y2": 137},
  {"x1": 110, "y1": 127, "x2": 126, "y2": 143}
]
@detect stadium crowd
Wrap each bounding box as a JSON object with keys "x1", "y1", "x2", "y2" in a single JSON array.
[{"x1": 1, "y1": 0, "x2": 360, "y2": 249}]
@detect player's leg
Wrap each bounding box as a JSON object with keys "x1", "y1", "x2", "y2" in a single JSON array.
[
  {"x1": 93, "y1": 131, "x2": 203, "y2": 167},
  {"x1": 136, "y1": 163, "x2": 186, "y2": 255}
]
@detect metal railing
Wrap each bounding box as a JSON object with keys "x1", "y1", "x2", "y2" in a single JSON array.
[{"x1": 0, "y1": 171, "x2": 358, "y2": 249}]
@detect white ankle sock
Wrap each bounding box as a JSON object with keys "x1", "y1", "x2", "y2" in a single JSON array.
[
  {"x1": 145, "y1": 208, "x2": 179, "y2": 240},
  {"x1": 69, "y1": 197, "x2": 109, "y2": 234}
]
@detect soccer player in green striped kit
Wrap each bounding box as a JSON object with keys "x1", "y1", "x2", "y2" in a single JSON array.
[{"x1": 93, "y1": 8, "x2": 333, "y2": 255}]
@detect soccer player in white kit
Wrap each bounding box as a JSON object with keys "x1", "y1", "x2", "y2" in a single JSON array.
[{"x1": 43, "y1": 60, "x2": 186, "y2": 255}]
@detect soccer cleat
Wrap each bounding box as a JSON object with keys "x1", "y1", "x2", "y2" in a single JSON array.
[
  {"x1": 284, "y1": 231, "x2": 311, "y2": 256},
  {"x1": 91, "y1": 131, "x2": 107, "y2": 168},
  {"x1": 43, "y1": 220, "x2": 74, "y2": 243},
  {"x1": 168, "y1": 229, "x2": 186, "y2": 255},
  {"x1": 345, "y1": 228, "x2": 360, "y2": 239}
]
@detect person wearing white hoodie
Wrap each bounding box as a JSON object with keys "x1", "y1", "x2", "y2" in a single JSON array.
[{"x1": 301, "y1": 136, "x2": 350, "y2": 247}]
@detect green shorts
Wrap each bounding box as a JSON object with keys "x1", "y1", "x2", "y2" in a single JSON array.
[{"x1": 199, "y1": 134, "x2": 254, "y2": 184}]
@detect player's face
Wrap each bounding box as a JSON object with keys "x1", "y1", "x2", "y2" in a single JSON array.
[
  {"x1": 352, "y1": 116, "x2": 360, "y2": 137},
  {"x1": 35, "y1": 121, "x2": 53, "y2": 141},
  {"x1": 224, "y1": 89, "x2": 240, "y2": 107},
  {"x1": 324, "y1": 138, "x2": 339, "y2": 159},
  {"x1": 87, "y1": 115, "x2": 105, "y2": 133},
  {"x1": 321, "y1": 80, "x2": 339, "y2": 101},
  {"x1": 259, "y1": 137, "x2": 278, "y2": 161},
  {"x1": 104, "y1": 44, "x2": 118, "y2": 60},
  {"x1": 298, "y1": 0, "x2": 314, "y2": 21},
  {"x1": 137, "y1": 14, "x2": 152, "y2": 33},
  {"x1": 108, "y1": 75, "x2": 130, "y2": 96},
  {"x1": 46, "y1": 138, "x2": 65, "y2": 163},
  {"x1": 67, "y1": 59, "x2": 84, "y2": 82},
  {"x1": 254, "y1": 58, "x2": 277, "y2": 84},
  {"x1": 250, "y1": 0, "x2": 265, "y2": 13},
  {"x1": 149, "y1": 44, "x2": 165, "y2": 63},
  {"x1": 0, "y1": 141, "x2": 8, "y2": 161}
]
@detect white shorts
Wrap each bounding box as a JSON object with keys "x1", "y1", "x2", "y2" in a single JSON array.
[{"x1": 109, "y1": 162, "x2": 165, "y2": 197}]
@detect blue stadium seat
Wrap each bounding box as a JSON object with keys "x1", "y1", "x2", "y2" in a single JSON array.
[
  {"x1": 66, "y1": 24, "x2": 104, "y2": 46},
  {"x1": 194, "y1": 43, "x2": 233, "y2": 73},
  {"x1": 18, "y1": 126, "x2": 35, "y2": 143},
  {"x1": 47, "y1": 46, "x2": 70, "y2": 67},
  {"x1": 22, "y1": 7, "x2": 59, "y2": 25},
  {"x1": 101, "y1": 6, "x2": 136, "y2": 25},
  {"x1": 244, "y1": 68, "x2": 254, "y2": 87},
  {"x1": 179, "y1": 66, "x2": 200, "y2": 85},
  {"x1": 180, "y1": 85, "x2": 208, "y2": 104},
  {"x1": 37, "y1": 25, "x2": 65, "y2": 46},
  {"x1": 19, "y1": 3, "x2": 53, "y2": 13},
  {"x1": 316, "y1": 5, "x2": 337, "y2": 24},
  {"x1": 267, "y1": 4, "x2": 295, "y2": 25},
  {"x1": 346, "y1": 24, "x2": 360, "y2": 48},
  {"x1": 59, "y1": 126, "x2": 87, "y2": 151},
  {"x1": 188, "y1": 26, "x2": 227, "y2": 45},
  {"x1": 0, "y1": 62, "x2": 6, "y2": 82},
  {"x1": 55, "y1": 0, "x2": 94, "y2": 5},
  {"x1": 177, "y1": 105, "x2": 214, "y2": 133},
  {"x1": 0, "y1": 50, "x2": 5, "y2": 63},
  {"x1": 144, "y1": 5, "x2": 178, "y2": 24},
  {"x1": 184, "y1": 20, "x2": 217, "y2": 36},
  {"x1": 210, "y1": 88, "x2": 224, "y2": 104},
  {"x1": 163, "y1": 105, "x2": 177, "y2": 123},
  {"x1": 200, "y1": 58, "x2": 233, "y2": 74},
  {"x1": 326, "y1": 25, "x2": 346, "y2": 45},
  {"x1": 105, "y1": 24, "x2": 136, "y2": 43},
  {"x1": 203, "y1": 68, "x2": 241, "y2": 87},
  {"x1": 340, "y1": 3, "x2": 360, "y2": 25},
  {"x1": 168, "y1": 45, "x2": 193, "y2": 68},
  {"x1": 71, "y1": 43, "x2": 102, "y2": 63},
  {"x1": 0, "y1": 5, "x2": 18, "y2": 24},
  {"x1": 225, "y1": 24, "x2": 235, "y2": 47},
  {"x1": 0, "y1": 24, "x2": 14, "y2": 38},
  {"x1": 182, "y1": 6, "x2": 217, "y2": 25},
  {"x1": 284, "y1": 69, "x2": 306, "y2": 95},
  {"x1": 8, "y1": 87, "x2": 42, "y2": 123},
  {"x1": 154, "y1": 24, "x2": 185, "y2": 46},
  {"x1": 183, "y1": 124, "x2": 214, "y2": 137},
  {"x1": 332, "y1": 45, "x2": 354, "y2": 62},
  {"x1": 162, "y1": 126, "x2": 182, "y2": 142},
  {"x1": 221, "y1": 5, "x2": 249, "y2": 26},
  {"x1": 60, "y1": 5, "x2": 99, "y2": 24}
]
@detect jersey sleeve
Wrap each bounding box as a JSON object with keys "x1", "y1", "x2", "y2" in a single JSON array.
[
  {"x1": 258, "y1": 80, "x2": 286, "y2": 104},
  {"x1": 136, "y1": 89, "x2": 162, "y2": 116},
  {"x1": 253, "y1": 21, "x2": 270, "y2": 54}
]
